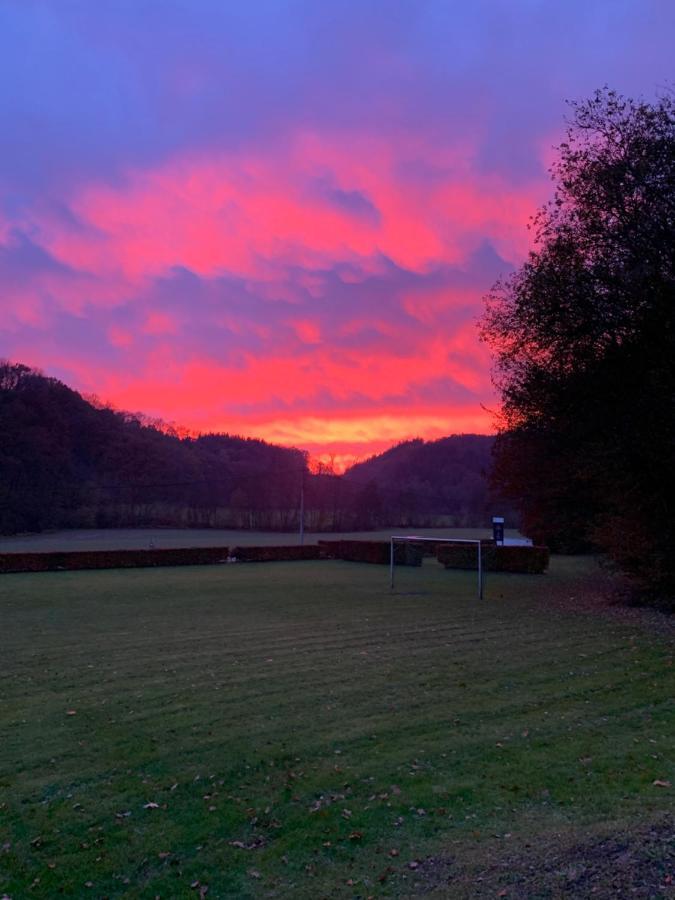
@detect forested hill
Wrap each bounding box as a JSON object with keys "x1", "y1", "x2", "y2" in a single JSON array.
[
  {"x1": 0, "y1": 362, "x2": 305, "y2": 534},
  {"x1": 0, "y1": 362, "x2": 502, "y2": 534},
  {"x1": 344, "y1": 435, "x2": 506, "y2": 528}
]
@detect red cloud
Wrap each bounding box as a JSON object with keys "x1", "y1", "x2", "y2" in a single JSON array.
[
  {"x1": 292, "y1": 319, "x2": 322, "y2": 344},
  {"x1": 141, "y1": 311, "x2": 179, "y2": 335},
  {"x1": 2, "y1": 129, "x2": 546, "y2": 459},
  {"x1": 38, "y1": 131, "x2": 545, "y2": 286}
]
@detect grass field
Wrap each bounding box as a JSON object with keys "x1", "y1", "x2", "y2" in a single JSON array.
[
  {"x1": 0, "y1": 526, "x2": 521, "y2": 554},
  {"x1": 1, "y1": 557, "x2": 673, "y2": 898}
]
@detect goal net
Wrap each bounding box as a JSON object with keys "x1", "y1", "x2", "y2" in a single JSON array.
[{"x1": 389, "y1": 535, "x2": 484, "y2": 599}]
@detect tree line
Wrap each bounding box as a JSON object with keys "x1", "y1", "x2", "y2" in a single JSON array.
[{"x1": 0, "y1": 362, "x2": 499, "y2": 535}]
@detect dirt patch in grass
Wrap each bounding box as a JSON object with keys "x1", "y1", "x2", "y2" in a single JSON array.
[{"x1": 396, "y1": 814, "x2": 675, "y2": 898}]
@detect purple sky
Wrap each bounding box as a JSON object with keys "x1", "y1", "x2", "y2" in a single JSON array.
[{"x1": 1, "y1": 1, "x2": 673, "y2": 467}]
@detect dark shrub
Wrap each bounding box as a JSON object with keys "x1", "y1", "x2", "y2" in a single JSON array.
[
  {"x1": 436, "y1": 543, "x2": 549, "y2": 574},
  {"x1": 231, "y1": 545, "x2": 322, "y2": 562},
  {"x1": 317, "y1": 541, "x2": 343, "y2": 559},
  {"x1": 495, "y1": 545, "x2": 550, "y2": 573},
  {"x1": 0, "y1": 546, "x2": 233, "y2": 574},
  {"x1": 398, "y1": 541, "x2": 424, "y2": 566},
  {"x1": 318, "y1": 540, "x2": 422, "y2": 566},
  {"x1": 435, "y1": 542, "x2": 491, "y2": 571}
]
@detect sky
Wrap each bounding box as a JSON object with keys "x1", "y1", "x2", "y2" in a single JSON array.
[{"x1": 1, "y1": 1, "x2": 673, "y2": 469}]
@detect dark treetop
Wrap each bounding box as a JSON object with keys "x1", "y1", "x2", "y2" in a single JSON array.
[{"x1": 480, "y1": 88, "x2": 675, "y2": 599}]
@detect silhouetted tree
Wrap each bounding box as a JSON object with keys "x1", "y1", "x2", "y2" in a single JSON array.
[{"x1": 480, "y1": 89, "x2": 675, "y2": 598}]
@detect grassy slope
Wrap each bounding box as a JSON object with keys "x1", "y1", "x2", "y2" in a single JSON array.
[{"x1": 1, "y1": 557, "x2": 673, "y2": 898}]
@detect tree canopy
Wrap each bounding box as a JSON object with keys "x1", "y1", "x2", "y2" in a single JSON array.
[{"x1": 480, "y1": 89, "x2": 675, "y2": 599}]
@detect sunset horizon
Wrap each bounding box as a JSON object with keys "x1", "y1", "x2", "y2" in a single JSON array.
[{"x1": 1, "y1": 3, "x2": 672, "y2": 465}]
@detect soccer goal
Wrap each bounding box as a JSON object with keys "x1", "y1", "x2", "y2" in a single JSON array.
[{"x1": 389, "y1": 536, "x2": 484, "y2": 599}]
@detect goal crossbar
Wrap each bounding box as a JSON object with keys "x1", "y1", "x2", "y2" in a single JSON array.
[{"x1": 389, "y1": 536, "x2": 483, "y2": 599}]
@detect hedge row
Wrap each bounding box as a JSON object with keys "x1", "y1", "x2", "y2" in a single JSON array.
[
  {"x1": 231, "y1": 545, "x2": 322, "y2": 562},
  {"x1": 0, "y1": 541, "x2": 548, "y2": 574},
  {"x1": 0, "y1": 544, "x2": 320, "y2": 574},
  {"x1": 436, "y1": 543, "x2": 550, "y2": 574},
  {"x1": 0, "y1": 546, "x2": 233, "y2": 574},
  {"x1": 318, "y1": 540, "x2": 423, "y2": 566}
]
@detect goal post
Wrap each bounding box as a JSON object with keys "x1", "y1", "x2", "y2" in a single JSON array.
[{"x1": 389, "y1": 536, "x2": 483, "y2": 599}]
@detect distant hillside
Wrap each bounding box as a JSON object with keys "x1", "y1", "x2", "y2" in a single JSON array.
[
  {"x1": 0, "y1": 361, "x2": 506, "y2": 534},
  {"x1": 344, "y1": 435, "x2": 513, "y2": 528},
  {"x1": 0, "y1": 362, "x2": 305, "y2": 534}
]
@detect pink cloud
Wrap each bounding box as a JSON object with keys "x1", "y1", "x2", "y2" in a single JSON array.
[
  {"x1": 292, "y1": 318, "x2": 322, "y2": 344},
  {"x1": 401, "y1": 285, "x2": 474, "y2": 325},
  {"x1": 2, "y1": 128, "x2": 545, "y2": 459},
  {"x1": 35, "y1": 130, "x2": 546, "y2": 288},
  {"x1": 108, "y1": 325, "x2": 133, "y2": 348},
  {"x1": 141, "y1": 311, "x2": 178, "y2": 335}
]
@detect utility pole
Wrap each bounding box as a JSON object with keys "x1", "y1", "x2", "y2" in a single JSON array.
[{"x1": 299, "y1": 467, "x2": 305, "y2": 545}]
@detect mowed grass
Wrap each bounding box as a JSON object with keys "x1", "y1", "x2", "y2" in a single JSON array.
[{"x1": 1, "y1": 558, "x2": 673, "y2": 898}]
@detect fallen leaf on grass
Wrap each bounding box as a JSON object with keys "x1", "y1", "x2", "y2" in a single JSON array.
[
  {"x1": 66, "y1": 710, "x2": 77, "y2": 716},
  {"x1": 349, "y1": 831, "x2": 363, "y2": 841},
  {"x1": 143, "y1": 802, "x2": 159, "y2": 809},
  {"x1": 653, "y1": 779, "x2": 671, "y2": 787},
  {"x1": 230, "y1": 837, "x2": 266, "y2": 851},
  {"x1": 408, "y1": 860, "x2": 419, "y2": 870}
]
